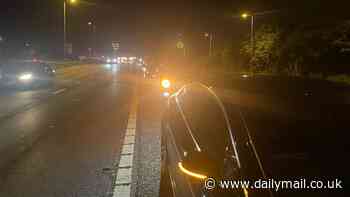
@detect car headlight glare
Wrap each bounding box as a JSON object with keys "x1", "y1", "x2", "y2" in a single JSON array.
[
  {"x1": 18, "y1": 73, "x2": 33, "y2": 81},
  {"x1": 161, "y1": 79, "x2": 171, "y2": 89}
]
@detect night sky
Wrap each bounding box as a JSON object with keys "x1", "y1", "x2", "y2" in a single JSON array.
[{"x1": 1, "y1": 0, "x2": 349, "y2": 58}]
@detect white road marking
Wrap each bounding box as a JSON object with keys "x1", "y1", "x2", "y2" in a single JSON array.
[
  {"x1": 113, "y1": 185, "x2": 131, "y2": 197},
  {"x1": 125, "y1": 129, "x2": 135, "y2": 136},
  {"x1": 115, "y1": 168, "x2": 133, "y2": 185},
  {"x1": 121, "y1": 144, "x2": 134, "y2": 155},
  {"x1": 123, "y1": 136, "x2": 135, "y2": 144},
  {"x1": 52, "y1": 88, "x2": 66, "y2": 95},
  {"x1": 118, "y1": 155, "x2": 133, "y2": 168},
  {"x1": 112, "y1": 108, "x2": 137, "y2": 197}
]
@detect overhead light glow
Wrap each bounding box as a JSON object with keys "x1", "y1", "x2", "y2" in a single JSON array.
[
  {"x1": 178, "y1": 162, "x2": 207, "y2": 180},
  {"x1": 241, "y1": 13, "x2": 249, "y2": 19}
]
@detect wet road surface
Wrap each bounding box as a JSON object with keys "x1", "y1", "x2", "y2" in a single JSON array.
[{"x1": 0, "y1": 64, "x2": 141, "y2": 197}]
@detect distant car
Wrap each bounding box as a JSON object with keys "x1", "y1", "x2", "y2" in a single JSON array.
[
  {"x1": 160, "y1": 83, "x2": 264, "y2": 197},
  {"x1": 0, "y1": 61, "x2": 55, "y2": 89},
  {"x1": 105, "y1": 57, "x2": 118, "y2": 64}
]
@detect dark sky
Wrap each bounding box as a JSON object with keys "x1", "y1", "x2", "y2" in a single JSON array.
[{"x1": 1, "y1": 0, "x2": 350, "y2": 58}]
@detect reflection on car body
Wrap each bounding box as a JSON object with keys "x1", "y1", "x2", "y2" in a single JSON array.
[
  {"x1": 160, "y1": 79, "x2": 348, "y2": 197},
  {"x1": 160, "y1": 83, "x2": 267, "y2": 197}
]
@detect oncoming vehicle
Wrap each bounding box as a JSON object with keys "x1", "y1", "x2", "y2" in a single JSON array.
[
  {"x1": 160, "y1": 78, "x2": 172, "y2": 98},
  {"x1": 0, "y1": 61, "x2": 55, "y2": 89},
  {"x1": 105, "y1": 57, "x2": 118, "y2": 64}
]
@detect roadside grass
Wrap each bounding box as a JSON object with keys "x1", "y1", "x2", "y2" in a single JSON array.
[
  {"x1": 184, "y1": 67, "x2": 350, "y2": 87},
  {"x1": 326, "y1": 74, "x2": 350, "y2": 85}
]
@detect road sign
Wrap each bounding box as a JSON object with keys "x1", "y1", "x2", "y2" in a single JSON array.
[
  {"x1": 176, "y1": 41, "x2": 184, "y2": 49},
  {"x1": 65, "y1": 43, "x2": 73, "y2": 55},
  {"x1": 112, "y1": 41, "x2": 120, "y2": 51}
]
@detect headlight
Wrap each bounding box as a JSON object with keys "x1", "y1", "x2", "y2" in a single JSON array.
[
  {"x1": 113, "y1": 58, "x2": 117, "y2": 63},
  {"x1": 161, "y1": 79, "x2": 171, "y2": 89},
  {"x1": 18, "y1": 73, "x2": 33, "y2": 81},
  {"x1": 162, "y1": 92, "x2": 170, "y2": 97}
]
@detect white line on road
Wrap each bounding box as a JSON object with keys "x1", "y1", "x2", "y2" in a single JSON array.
[
  {"x1": 113, "y1": 109, "x2": 137, "y2": 197},
  {"x1": 52, "y1": 88, "x2": 66, "y2": 95}
]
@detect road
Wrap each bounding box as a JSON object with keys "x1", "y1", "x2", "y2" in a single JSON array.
[
  {"x1": 0, "y1": 65, "x2": 347, "y2": 197},
  {"x1": 0, "y1": 64, "x2": 163, "y2": 197}
]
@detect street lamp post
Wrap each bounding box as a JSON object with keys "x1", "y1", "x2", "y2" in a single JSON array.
[
  {"x1": 204, "y1": 32, "x2": 214, "y2": 57},
  {"x1": 63, "y1": 0, "x2": 76, "y2": 59},
  {"x1": 63, "y1": 0, "x2": 67, "y2": 58},
  {"x1": 241, "y1": 13, "x2": 255, "y2": 62},
  {"x1": 88, "y1": 21, "x2": 96, "y2": 57},
  {"x1": 241, "y1": 10, "x2": 280, "y2": 64}
]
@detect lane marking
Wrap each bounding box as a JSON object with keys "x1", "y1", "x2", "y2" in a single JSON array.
[
  {"x1": 121, "y1": 144, "x2": 134, "y2": 155},
  {"x1": 125, "y1": 129, "x2": 135, "y2": 136},
  {"x1": 113, "y1": 185, "x2": 131, "y2": 197},
  {"x1": 115, "y1": 168, "x2": 133, "y2": 185},
  {"x1": 123, "y1": 136, "x2": 135, "y2": 144},
  {"x1": 52, "y1": 88, "x2": 66, "y2": 95},
  {"x1": 113, "y1": 107, "x2": 137, "y2": 197},
  {"x1": 118, "y1": 155, "x2": 133, "y2": 168}
]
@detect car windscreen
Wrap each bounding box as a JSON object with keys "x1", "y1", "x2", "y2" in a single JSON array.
[{"x1": 179, "y1": 86, "x2": 231, "y2": 161}]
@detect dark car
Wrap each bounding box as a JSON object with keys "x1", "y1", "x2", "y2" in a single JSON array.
[
  {"x1": 0, "y1": 61, "x2": 55, "y2": 89},
  {"x1": 160, "y1": 83, "x2": 265, "y2": 197},
  {"x1": 160, "y1": 79, "x2": 348, "y2": 197}
]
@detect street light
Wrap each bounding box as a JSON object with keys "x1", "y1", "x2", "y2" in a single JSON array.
[
  {"x1": 241, "y1": 12, "x2": 255, "y2": 63},
  {"x1": 63, "y1": 0, "x2": 77, "y2": 59},
  {"x1": 241, "y1": 13, "x2": 249, "y2": 19},
  {"x1": 88, "y1": 21, "x2": 96, "y2": 57},
  {"x1": 204, "y1": 32, "x2": 214, "y2": 57},
  {"x1": 240, "y1": 10, "x2": 280, "y2": 64}
]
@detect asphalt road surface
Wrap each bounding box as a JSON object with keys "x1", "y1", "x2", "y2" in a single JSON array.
[
  {"x1": 0, "y1": 64, "x2": 163, "y2": 197},
  {"x1": 0, "y1": 65, "x2": 347, "y2": 197}
]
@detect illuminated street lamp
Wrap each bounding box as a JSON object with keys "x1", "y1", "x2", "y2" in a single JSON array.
[
  {"x1": 63, "y1": 0, "x2": 77, "y2": 58},
  {"x1": 241, "y1": 13, "x2": 249, "y2": 19},
  {"x1": 240, "y1": 10, "x2": 280, "y2": 64},
  {"x1": 87, "y1": 21, "x2": 96, "y2": 57},
  {"x1": 241, "y1": 12, "x2": 255, "y2": 62},
  {"x1": 204, "y1": 32, "x2": 214, "y2": 57}
]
